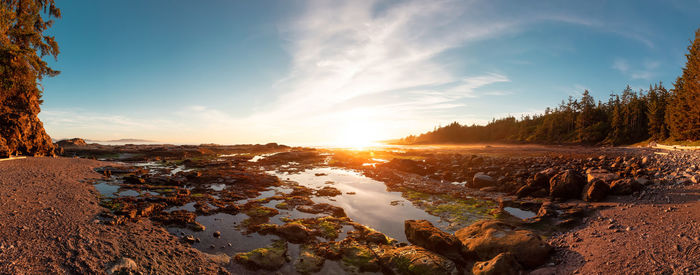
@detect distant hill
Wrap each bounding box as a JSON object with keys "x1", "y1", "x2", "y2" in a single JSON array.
[{"x1": 86, "y1": 138, "x2": 157, "y2": 143}]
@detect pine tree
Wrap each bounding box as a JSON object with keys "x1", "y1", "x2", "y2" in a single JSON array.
[
  {"x1": 576, "y1": 90, "x2": 596, "y2": 143},
  {"x1": 667, "y1": 29, "x2": 700, "y2": 140},
  {"x1": 647, "y1": 83, "x2": 669, "y2": 140},
  {"x1": 0, "y1": 0, "x2": 61, "y2": 157}
]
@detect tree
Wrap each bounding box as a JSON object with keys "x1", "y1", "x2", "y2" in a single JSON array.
[
  {"x1": 0, "y1": 0, "x2": 60, "y2": 157},
  {"x1": 646, "y1": 83, "x2": 669, "y2": 140},
  {"x1": 575, "y1": 90, "x2": 596, "y2": 143},
  {"x1": 667, "y1": 29, "x2": 700, "y2": 140}
]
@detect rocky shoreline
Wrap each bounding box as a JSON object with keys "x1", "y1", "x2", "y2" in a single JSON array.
[{"x1": 2, "y1": 143, "x2": 698, "y2": 274}]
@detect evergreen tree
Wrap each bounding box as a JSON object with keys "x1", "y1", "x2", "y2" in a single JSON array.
[
  {"x1": 667, "y1": 29, "x2": 700, "y2": 140},
  {"x1": 576, "y1": 90, "x2": 596, "y2": 143},
  {"x1": 0, "y1": 0, "x2": 61, "y2": 156}
]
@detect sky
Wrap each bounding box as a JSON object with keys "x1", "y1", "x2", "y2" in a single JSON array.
[{"x1": 39, "y1": 0, "x2": 700, "y2": 146}]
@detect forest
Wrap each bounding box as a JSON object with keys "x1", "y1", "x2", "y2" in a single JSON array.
[{"x1": 400, "y1": 29, "x2": 700, "y2": 146}]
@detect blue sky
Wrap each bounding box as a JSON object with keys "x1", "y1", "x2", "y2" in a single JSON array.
[{"x1": 39, "y1": 0, "x2": 700, "y2": 145}]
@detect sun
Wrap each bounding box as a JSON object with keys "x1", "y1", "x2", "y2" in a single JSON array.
[{"x1": 334, "y1": 121, "x2": 385, "y2": 149}]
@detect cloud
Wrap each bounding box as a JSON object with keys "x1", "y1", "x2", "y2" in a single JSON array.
[{"x1": 612, "y1": 58, "x2": 658, "y2": 80}]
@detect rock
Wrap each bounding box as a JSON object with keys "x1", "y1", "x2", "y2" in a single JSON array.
[
  {"x1": 533, "y1": 169, "x2": 557, "y2": 188},
  {"x1": 316, "y1": 186, "x2": 342, "y2": 197},
  {"x1": 536, "y1": 202, "x2": 557, "y2": 218},
  {"x1": 586, "y1": 169, "x2": 620, "y2": 183},
  {"x1": 692, "y1": 174, "x2": 700, "y2": 184},
  {"x1": 297, "y1": 203, "x2": 346, "y2": 217},
  {"x1": 384, "y1": 158, "x2": 427, "y2": 175},
  {"x1": 182, "y1": 235, "x2": 196, "y2": 243},
  {"x1": 0, "y1": 104, "x2": 57, "y2": 157},
  {"x1": 582, "y1": 179, "x2": 609, "y2": 202},
  {"x1": 205, "y1": 253, "x2": 231, "y2": 265},
  {"x1": 549, "y1": 170, "x2": 585, "y2": 199},
  {"x1": 234, "y1": 240, "x2": 288, "y2": 270},
  {"x1": 472, "y1": 252, "x2": 521, "y2": 275},
  {"x1": 404, "y1": 220, "x2": 462, "y2": 261},
  {"x1": 294, "y1": 245, "x2": 325, "y2": 274},
  {"x1": 609, "y1": 178, "x2": 642, "y2": 195},
  {"x1": 56, "y1": 138, "x2": 87, "y2": 147},
  {"x1": 363, "y1": 229, "x2": 391, "y2": 245},
  {"x1": 455, "y1": 220, "x2": 551, "y2": 269},
  {"x1": 470, "y1": 172, "x2": 497, "y2": 188},
  {"x1": 277, "y1": 223, "x2": 312, "y2": 243},
  {"x1": 107, "y1": 257, "x2": 138, "y2": 274},
  {"x1": 378, "y1": 245, "x2": 459, "y2": 275},
  {"x1": 213, "y1": 231, "x2": 221, "y2": 238},
  {"x1": 340, "y1": 241, "x2": 381, "y2": 273},
  {"x1": 244, "y1": 206, "x2": 279, "y2": 218}
]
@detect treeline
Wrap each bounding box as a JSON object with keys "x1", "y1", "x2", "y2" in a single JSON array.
[{"x1": 400, "y1": 29, "x2": 700, "y2": 146}]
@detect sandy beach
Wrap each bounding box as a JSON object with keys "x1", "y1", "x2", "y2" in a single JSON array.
[{"x1": 0, "y1": 157, "x2": 225, "y2": 274}]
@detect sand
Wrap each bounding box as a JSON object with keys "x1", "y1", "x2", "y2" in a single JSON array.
[{"x1": 0, "y1": 157, "x2": 225, "y2": 274}]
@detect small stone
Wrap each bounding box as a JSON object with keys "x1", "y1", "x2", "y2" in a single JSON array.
[{"x1": 213, "y1": 231, "x2": 221, "y2": 238}]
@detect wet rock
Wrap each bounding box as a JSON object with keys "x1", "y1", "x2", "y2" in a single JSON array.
[
  {"x1": 182, "y1": 235, "x2": 197, "y2": 243},
  {"x1": 609, "y1": 178, "x2": 643, "y2": 195},
  {"x1": 244, "y1": 206, "x2": 279, "y2": 218},
  {"x1": 294, "y1": 244, "x2": 325, "y2": 274},
  {"x1": 234, "y1": 240, "x2": 288, "y2": 270},
  {"x1": 340, "y1": 241, "x2": 381, "y2": 273},
  {"x1": 582, "y1": 179, "x2": 609, "y2": 202},
  {"x1": 107, "y1": 257, "x2": 138, "y2": 274},
  {"x1": 277, "y1": 223, "x2": 312, "y2": 243},
  {"x1": 404, "y1": 220, "x2": 462, "y2": 261},
  {"x1": 455, "y1": 220, "x2": 551, "y2": 269},
  {"x1": 384, "y1": 158, "x2": 426, "y2": 175},
  {"x1": 549, "y1": 170, "x2": 585, "y2": 199},
  {"x1": 378, "y1": 245, "x2": 458, "y2": 275},
  {"x1": 472, "y1": 252, "x2": 521, "y2": 275},
  {"x1": 469, "y1": 172, "x2": 497, "y2": 188},
  {"x1": 297, "y1": 203, "x2": 346, "y2": 217},
  {"x1": 213, "y1": 231, "x2": 221, "y2": 238},
  {"x1": 316, "y1": 186, "x2": 342, "y2": 197}
]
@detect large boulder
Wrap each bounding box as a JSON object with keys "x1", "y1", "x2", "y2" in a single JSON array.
[
  {"x1": 609, "y1": 178, "x2": 643, "y2": 195},
  {"x1": 378, "y1": 245, "x2": 459, "y2": 275},
  {"x1": 532, "y1": 168, "x2": 557, "y2": 188},
  {"x1": 469, "y1": 172, "x2": 497, "y2": 188},
  {"x1": 455, "y1": 220, "x2": 551, "y2": 269},
  {"x1": 549, "y1": 170, "x2": 586, "y2": 199},
  {"x1": 582, "y1": 179, "x2": 610, "y2": 202},
  {"x1": 472, "y1": 252, "x2": 522, "y2": 275},
  {"x1": 234, "y1": 240, "x2": 288, "y2": 270},
  {"x1": 404, "y1": 220, "x2": 462, "y2": 261}
]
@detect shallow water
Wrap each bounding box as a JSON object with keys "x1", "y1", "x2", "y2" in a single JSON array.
[
  {"x1": 504, "y1": 206, "x2": 537, "y2": 219},
  {"x1": 94, "y1": 181, "x2": 120, "y2": 198},
  {"x1": 269, "y1": 167, "x2": 448, "y2": 242}
]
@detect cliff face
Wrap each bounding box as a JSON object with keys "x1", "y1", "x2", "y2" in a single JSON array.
[
  {"x1": 0, "y1": 91, "x2": 56, "y2": 158},
  {"x1": 0, "y1": 112, "x2": 55, "y2": 158}
]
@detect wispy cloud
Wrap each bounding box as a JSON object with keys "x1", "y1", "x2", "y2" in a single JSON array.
[{"x1": 612, "y1": 58, "x2": 658, "y2": 80}]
